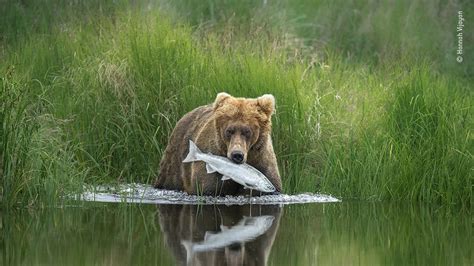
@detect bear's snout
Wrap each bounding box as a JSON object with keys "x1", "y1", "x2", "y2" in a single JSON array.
[
  {"x1": 231, "y1": 151, "x2": 245, "y2": 164},
  {"x1": 226, "y1": 129, "x2": 248, "y2": 164}
]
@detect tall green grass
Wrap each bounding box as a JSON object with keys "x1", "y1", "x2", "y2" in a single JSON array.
[
  {"x1": 317, "y1": 66, "x2": 472, "y2": 204},
  {"x1": 161, "y1": 0, "x2": 473, "y2": 78},
  {"x1": 1, "y1": 76, "x2": 85, "y2": 206},
  {"x1": 0, "y1": 0, "x2": 472, "y2": 207}
]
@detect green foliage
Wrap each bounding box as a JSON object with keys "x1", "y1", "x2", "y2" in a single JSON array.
[
  {"x1": 1, "y1": 77, "x2": 85, "y2": 207},
  {"x1": 0, "y1": 0, "x2": 471, "y2": 207},
  {"x1": 318, "y1": 67, "x2": 472, "y2": 205}
]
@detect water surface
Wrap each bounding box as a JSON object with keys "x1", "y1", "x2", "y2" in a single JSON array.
[
  {"x1": 2, "y1": 200, "x2": 471, "y2": 265},
  {"x1": 79, "y1": 183, "x2": 340, "y2": 205}
]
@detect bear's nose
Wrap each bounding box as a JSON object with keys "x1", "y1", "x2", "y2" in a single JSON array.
[{"x1": 231, "y1": 151, "x2": 244, "y2": 164}]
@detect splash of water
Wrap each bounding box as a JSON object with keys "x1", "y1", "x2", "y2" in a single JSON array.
[{"x1": 77, "y1": 183, "x2": 340, "y2": 205}]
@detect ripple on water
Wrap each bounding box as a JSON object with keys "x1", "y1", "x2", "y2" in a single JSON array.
[{"x1": 77, "y1": 183, "x2": 340, "y2": 205}]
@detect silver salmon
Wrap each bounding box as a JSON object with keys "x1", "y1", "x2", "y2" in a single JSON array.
[
  {"x1": 182, "y1": 140, "x2": 276, "y2": 193},
  {"x1": 181, "y1": 215, "x2": 275, "y2": 264}
]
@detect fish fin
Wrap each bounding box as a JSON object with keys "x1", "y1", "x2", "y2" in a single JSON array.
[
  {"x1": 221, "y1": 175, "x2": 231, "y2": 181},
  {"x1": 206, "y1": 164, "x2": 217, "y2": 173},
  {"x1": 181, "y1": 240, "x2": 194, "y2": 265},
  {"x1": 220, "y1": 225, "x2": 230, "y2": 231},
  {"x1": 182, "y1": 140, "x2": 202, "y2": 163}
]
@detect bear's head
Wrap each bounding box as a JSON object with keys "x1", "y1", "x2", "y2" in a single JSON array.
[{"x1": 213, "y1": 92, "x2": 275, "y2": 164}]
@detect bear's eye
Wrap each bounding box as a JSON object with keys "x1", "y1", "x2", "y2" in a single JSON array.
[
  {"x1": 242, "y1": 128, "x2": 251, "y2": 138},
  {"x1": 225, "y1": 128, "x2": 235, "y2": 139}
]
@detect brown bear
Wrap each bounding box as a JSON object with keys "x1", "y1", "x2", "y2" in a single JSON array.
[{"x1": 154, "y1": 92, "x2": 282, "y2": 196}]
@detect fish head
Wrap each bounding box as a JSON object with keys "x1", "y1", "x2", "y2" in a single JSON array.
[
  {"x1": 256, "y1": 179, "x2": 276, "y2": 193},
  {"x1": 241, "y1": 215, "x2": 275, "y2": 231},
  {"x1": 254, "y1": 215, "x2": 275, "y2": 227},
  {"x1": 242, "y1": 179, "x2": 275, "y2": 193}
]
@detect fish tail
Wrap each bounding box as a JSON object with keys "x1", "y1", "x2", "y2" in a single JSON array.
[
  {"x1": 181, "y1": 240, "x2": 194, "y2": 265},
  {"x1": 183, "y1": 140, "x2": 202, "y2": 163}
]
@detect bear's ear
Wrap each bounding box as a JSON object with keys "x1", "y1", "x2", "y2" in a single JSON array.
[
  {"x1": 257, "y1": 94, "x2": 275, "y2": 117},
  {"x1": 213, "y1": 92, "x2": 232, "y2": 110}
]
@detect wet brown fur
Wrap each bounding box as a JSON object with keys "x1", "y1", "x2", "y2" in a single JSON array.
[{"x1": 154, "y1": 93, "x2": 282, "y2": 195}]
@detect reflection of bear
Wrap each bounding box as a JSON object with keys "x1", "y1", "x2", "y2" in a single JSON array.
[
  {"x1": 156, "y1": 204, "x2": 283, "y2": 266},
  {"x1": 154, "y1": 93, "x2": 282, "y2": 196}
]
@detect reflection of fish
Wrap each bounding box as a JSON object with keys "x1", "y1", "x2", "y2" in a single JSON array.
[
  {"x1": 181, "y1": 215, "x2": 275, "y2": 265},
  {"x1": 183, "y1": 140, "x2": 276, "y2": 193}
]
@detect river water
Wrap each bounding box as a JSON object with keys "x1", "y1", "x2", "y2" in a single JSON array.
[{"x1": 2, "y1": 185, "x2": 471, "y2": 265}]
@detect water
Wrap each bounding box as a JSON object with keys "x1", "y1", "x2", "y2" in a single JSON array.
[
  {"x1": 2, "y1": 191, "x2": 472, "y2": 265},
  {"x1": 78, "y1": 183, "x2": 340, "y2": 205}
]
